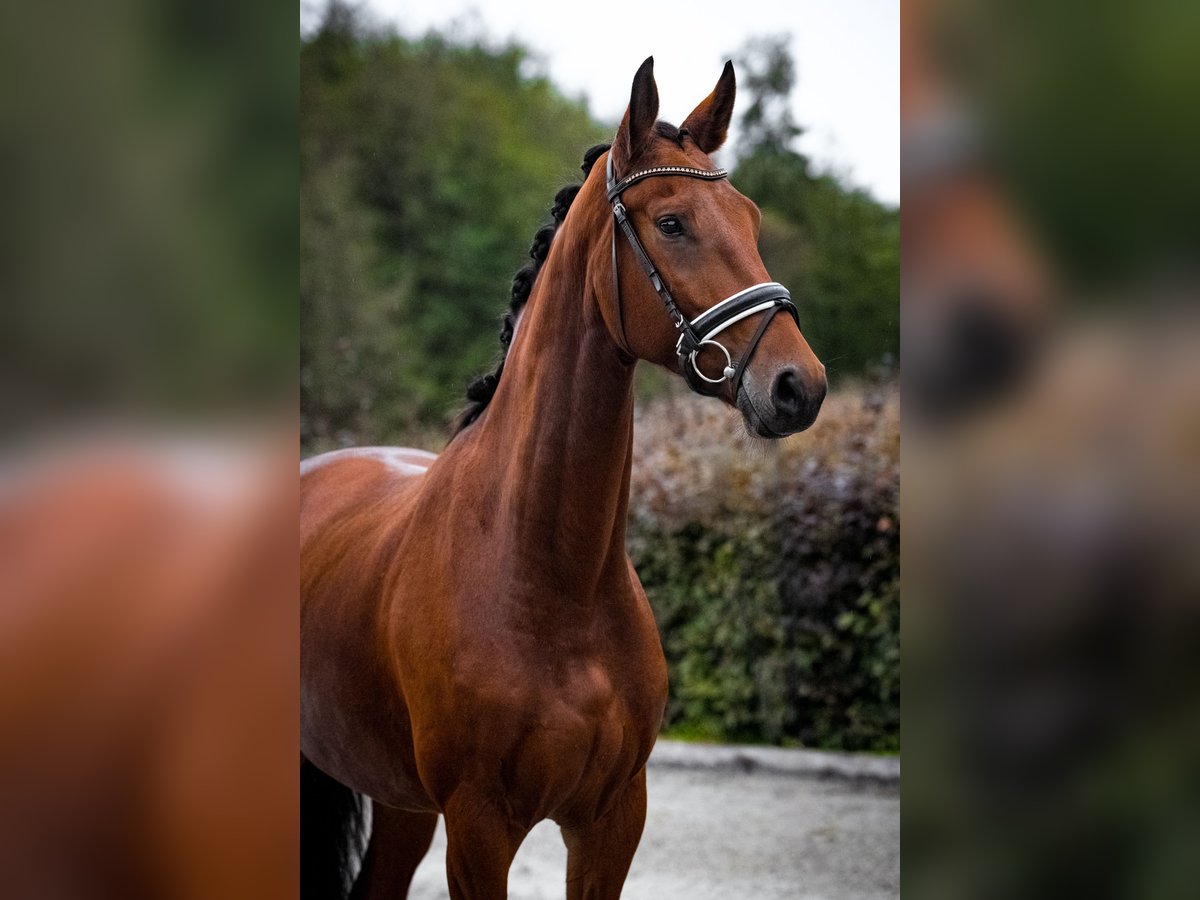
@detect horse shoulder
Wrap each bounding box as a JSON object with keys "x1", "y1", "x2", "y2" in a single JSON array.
[{"x1": 300, "y1": 447, "x2": 436, "y2": 534}]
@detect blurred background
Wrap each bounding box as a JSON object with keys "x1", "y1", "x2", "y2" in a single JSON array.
[{"x1": 902, "y1": 0, "x2": 1200, "y2": 897}]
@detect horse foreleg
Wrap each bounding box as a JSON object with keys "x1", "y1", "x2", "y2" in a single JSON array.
[
  {"x1": 561, "y1": 767, "x2": 648, "y2": 900},
  {"x1": 349, "y1": 805, "x2": 437, "y2": 900},
  {"x1": 442, "y1": 794, "x2": 529, "y2": 900}
]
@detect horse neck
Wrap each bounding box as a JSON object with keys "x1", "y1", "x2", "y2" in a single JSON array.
[{"x1": 465, "y1": 183, "x2": 635, "y2": 598}]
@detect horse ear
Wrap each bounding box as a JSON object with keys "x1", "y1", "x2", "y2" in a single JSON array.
[
  {"x1": 616, "y1": 56, "x2": 659, "y2": 169},
  {"x1": 682, "y1": 60, "x2": 736, "y2": 154}
]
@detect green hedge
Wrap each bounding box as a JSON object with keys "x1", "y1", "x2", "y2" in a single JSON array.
[{"x1": 627, "y1": 381, "x2": 899, "y2": 752}]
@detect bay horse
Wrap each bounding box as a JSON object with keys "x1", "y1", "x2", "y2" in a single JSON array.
[{"x1": 301, "y1": 57, "x2": 826, "y2": 899}]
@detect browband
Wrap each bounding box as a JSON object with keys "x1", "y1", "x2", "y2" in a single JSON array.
[{"x1": 606, "y1": 164, "x2": 729, "y2": 202}]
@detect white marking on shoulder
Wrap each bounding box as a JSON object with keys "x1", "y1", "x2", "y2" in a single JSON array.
[{"x1": 300, "y1": 446, "x2": 438, "y2": 477}]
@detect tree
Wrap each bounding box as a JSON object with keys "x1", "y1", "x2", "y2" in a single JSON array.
[
  {"x1": 731, "y1": 36, "x2": 899, "y2": 377},
  {"x1": 300, "y1": 4, "x2": 607, "y2": 449}
]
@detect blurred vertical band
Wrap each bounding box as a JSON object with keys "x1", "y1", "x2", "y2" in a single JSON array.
[
  {"x1": 0, "y1": 0, "x2": 297, "y2": 897},
  {"x1": 0, "y1": 0, "x2": 296, "y2": 433},
  {"x1": 903, "y1": 0, "x2": 1200, "y2": 897}
]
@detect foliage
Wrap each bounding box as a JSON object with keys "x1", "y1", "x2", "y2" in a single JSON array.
[
  {"x1": 301, "y1": 4, "x2": 607, "y2": 450},
  {"x1": 301, "y1": 13, "x2": 899, "y2": 447},
  {"x1": 628, "y1": 381, "x2": 900, "y2": 751},
  {"x1": 735, "y1": 36, "x2": 805, "y2": 152}
]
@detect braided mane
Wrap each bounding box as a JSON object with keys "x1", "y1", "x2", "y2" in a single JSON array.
[{"x1": 449, "y1": 142, "x2": 612, "y2": 436}]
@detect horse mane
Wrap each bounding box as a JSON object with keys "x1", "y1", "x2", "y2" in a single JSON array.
[{"x1": 449, "y1": 141, "x2": 613, "y2": 437}]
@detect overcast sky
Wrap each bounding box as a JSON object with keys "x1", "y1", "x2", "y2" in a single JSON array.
[{"x1": 303, "y1": 1, "x2": 898, "y2": 205}]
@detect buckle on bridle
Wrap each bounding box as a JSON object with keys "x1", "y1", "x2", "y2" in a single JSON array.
[
  {"x1": 690, "y1": 340, "x2": 736, "y2": 384},
  {"x1": 675, "y1": 285, "x2": 800, "y2": 395}
]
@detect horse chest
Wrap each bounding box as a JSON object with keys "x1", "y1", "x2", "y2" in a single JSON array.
[
  {"x1": 496, "y1": 656, "x2": 664, "y2": 823},
  {"x1": 413, "y1": 639, "x2": 665, "y2": 824}
]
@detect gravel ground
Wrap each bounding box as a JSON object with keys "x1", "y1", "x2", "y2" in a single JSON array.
[{"x1": 407, "y1": 764, "x2": 899, "y2": 899}]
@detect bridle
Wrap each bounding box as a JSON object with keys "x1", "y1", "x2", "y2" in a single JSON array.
[{"x1": 605, "y1": 151, "x2": 800, "y2": 397}]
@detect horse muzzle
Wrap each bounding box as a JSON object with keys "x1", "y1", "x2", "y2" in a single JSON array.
[{"x1": 738, "y1": 363, "x2": 827, "y2": 438}]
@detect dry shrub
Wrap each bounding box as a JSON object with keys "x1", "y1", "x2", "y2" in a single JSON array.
[{"x1": 628, "y1": 380, "x2": 899, "y2": 751}]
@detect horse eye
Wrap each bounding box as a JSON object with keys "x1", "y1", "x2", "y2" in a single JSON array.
[{"x1": 657, "y1": 216, "x2": 684, "y2": 236}]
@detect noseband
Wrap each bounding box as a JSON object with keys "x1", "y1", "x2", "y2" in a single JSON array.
[{"x1": 606, "y1": 152, "x2": 800, "y2": 396}]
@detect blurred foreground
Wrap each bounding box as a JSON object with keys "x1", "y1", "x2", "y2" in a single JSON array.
[
  {"x1": 0, "y1": 435, "x2": 298, "y2": 898},
  {"x1": 1, "y1": 0, "x2": 297, "y2": 896}
]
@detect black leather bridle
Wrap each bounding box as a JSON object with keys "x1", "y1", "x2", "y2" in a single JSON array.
[{"x1": 605, "y1": 152, "x2": 800, "y2": 396}]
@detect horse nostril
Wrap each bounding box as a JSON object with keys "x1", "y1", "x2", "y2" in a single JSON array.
[
  {"x1": 772, "y1": 370, "x2": 804, "y2": 417},
  {"x1": 769, "y1": 369, "x2": 825, "y2": 432}
]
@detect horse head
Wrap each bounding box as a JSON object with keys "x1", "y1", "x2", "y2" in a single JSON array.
[{"x1": 595, "y1": 56, "x2": 827, "y2": 437}]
